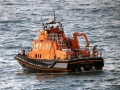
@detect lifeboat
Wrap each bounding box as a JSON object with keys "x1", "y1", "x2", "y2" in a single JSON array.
[{"x1": 14, "y1": 11, "x2": 104, "y2": 73}]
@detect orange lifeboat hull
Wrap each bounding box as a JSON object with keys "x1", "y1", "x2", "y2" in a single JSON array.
[{"x1": 14, "y1": 54, "x2": 104, "y2": 73}]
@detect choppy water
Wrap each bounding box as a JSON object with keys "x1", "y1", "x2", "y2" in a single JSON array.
[{"x1": 0, "y1": 0, "x2": 120, "y2": 90}]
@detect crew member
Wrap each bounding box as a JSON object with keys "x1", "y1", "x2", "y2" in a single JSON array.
[
  {"x1": 53, "y1": 26, "x2": 59, "y2": 33},
  {"x1": 49, "y1": 26, "x2": 54, "y2": 33},
  {"x1": 93, "y1": 45, "x2": 99, "y2": 57}
]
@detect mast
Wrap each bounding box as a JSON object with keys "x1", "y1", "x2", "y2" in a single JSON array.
[{"x1": 53, "y1": 9, "x2": 56, "y2": 22}]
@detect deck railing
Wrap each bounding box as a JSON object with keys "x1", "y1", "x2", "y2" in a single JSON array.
[{"x1": 19, "y1": 45, "x2": 102, "y2": 61}]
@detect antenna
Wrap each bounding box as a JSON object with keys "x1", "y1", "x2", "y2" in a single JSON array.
[
  {"x1": 53, "y1": 9, "x2": 56, "y2": 22},
  {"x1": 41, "y1": 17, "x2": 44, "y2": 30},
  {"x1": 49, "y1": 10, "x2": 56, "y2": 23}
]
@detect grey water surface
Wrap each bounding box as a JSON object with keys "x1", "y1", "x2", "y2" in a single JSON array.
[{"x1": 0, "y1": 0, "x2": 120, "y2": 90}]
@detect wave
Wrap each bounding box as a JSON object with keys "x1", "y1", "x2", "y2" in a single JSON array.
[{"x1": 0, "y1": 20, "x2": 22, "y2": 23}]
